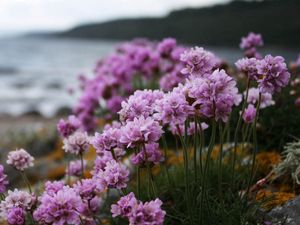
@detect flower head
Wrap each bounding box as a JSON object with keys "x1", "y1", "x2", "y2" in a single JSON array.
[
  {"x1": 33, "y1": 186, "x2": 83, "y2": 225},
  {"x1": 66, "y1": 160, "x2": 87, "y2": 177},
  {"x1": 120, "y1": 116, "x2": 163, "y2": 148},
  {"x1": 7, "y1": 149, "x2": 34, "y2": 171},
  {"x1": 63, "y1": 131, "x2": 91, "y2": 155},
  {"x1": 119, "y1": 90, "x2": 164, "y2": 122},
  {"x1": 246, "y1": 88, "x2": 275, "y2": 109},
  {"x1": 111, "y1": 193, "x2": 166, "y2": 225},
  {"x1": 257, "y1": 55, "x2": 290, "y2": 94},
  {"x1": 131, "y1": 143, "x2": 164, "y2": 166},
  {"x1": 187, "y1": 69, "x2": 241, "y2": 122},
  {"x1": 57, "y1": 115, "x2": 81, "y2": 138},
  {"x1": 93, "y1": 128, "x2": 122, "y2": 154},
  {"x1": 93, "y1": 160, "x2": 129, "y2": 190},
  {"x1": 0, "y1": 189, "x2": 34, "y2": 219},
  {"x1": 154, "y1": 91, "x2": 191, "y2": 126},
  {"x1": 235, "y1": 58, "x2": 259, "y2": 80},
  {"x1": 240, "y1": 32, "x2": 263, "y2": 58},
  {"x1": 7, "y1": 207, "x2": 25, "y2": 225},
  {"x1": 180, "y1": 47, "x2": 217, "y2": 77},
  {"x1": 157, "y1": 38, "x2": 177, "y2": 57},
  {"x1": 73, "y1": 179, "x2": 99, "y2": 200},
  {"x1": 242, "y1": 104, "x2": 256, "y2": 124}
]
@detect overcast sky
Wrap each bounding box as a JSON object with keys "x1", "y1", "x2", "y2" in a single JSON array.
[{"x1": 0, "y1": 0, "x2": 229, "y2": 33}]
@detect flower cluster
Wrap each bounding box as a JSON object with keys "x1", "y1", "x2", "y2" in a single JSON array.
[
  {"x1": 66, "y1": 159, "x2": 87, "y2": 177},
  {"x1": 0, "y1": 189, "x2": 35, "y2": 223},
  {"x1": 63, "y1": 131, "x2": 91, "y2": 155},
  {"x1": 72, "y1": 38, "x2": 187, "y2": 131},
  {"x1": 120, "y1": 116, "x2": 163, "y2": 148},
  {"x1": 57, "y1": 115, "x2": 81, "y2": 138},
  {"x1": 119, "y1": 89, "x2": 164, "y2": 122},
  {"x1": 186, "y1": 69, "x2": 241, "y2": 122},
  {"x1": 180, "y1": 47, "x2": 217, "y2": 77},
  {"x1": 131, "y1": 143, "x2": 164, "y2": 166},
  {"x1": 111, "y1": 192, "x2": 166, "y2": 225},
  {"x1": 34, "y1": 186, "x2": 83, "y2": 225},
  {"x1": 93, "y1": 160, "x2": 129, "y2": 191},
  {"x1": 7, "y1": 149, "x2": 34, "y2": 171},
  {"x1": 236, "y1": 55, "x2": 290, "y2": 94},
  {"x1": 240, "y1": 32, "x2": 263, "y2": 58}
]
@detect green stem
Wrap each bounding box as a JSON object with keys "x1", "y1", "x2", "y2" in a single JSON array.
[
  {"x1": 176, "y1": 125, "x2": 192, "y2": 224},
  {"x1": 193, "y1": 118, "x2": 198, "y2": 183},
  {"x1": 21, "y1": 172, "x2": 32, "y2": 193},
  {"x1": 80, "y1": 153, "x2": 84, "y2": 179},
  {"x1": 232, "y1": 78, "x2": 251, "y2": 186},
  {"x1": 246, "y1": 93, "x2": 261, "y2": 196},
  {"x1": 200, "y1": 119, "x2": 217, "y2": 225},
  {"x1": 198, "y1": 122, "x2": 204, "y2": 176},
  {"x1": 162, "y1": 135, "x2": 172, "y2": 187},
  {"x1": 135, "y1": 148, "x2": 141, "y2": 199},
  {"x1": 218, "y1": 122, "x2": 224, "y2": 199}
]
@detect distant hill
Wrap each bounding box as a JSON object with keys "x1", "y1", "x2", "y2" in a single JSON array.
[{"x1": 57, "y1": 0, "x2": 300, "y2": 46}]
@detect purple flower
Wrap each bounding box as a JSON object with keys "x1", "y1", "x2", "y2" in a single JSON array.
[
  {"x1": 92, "y1": 128, "x2": 122, "y2": 154},
  {"x1": 111, "y1": 192, "x2": 138, "y2": 218},
  {"x1": 33, "y1": 186, "x2": 83, "y2": 225},
  {"x1": 7, "y1": 149, "x2": 34, "y2": 171},
  {"x1": 242, "y1": 104, "x2": 256, "y2": 124},
  {"x1": 154, "y1": 91, "x2": 191, "y2": 126},
  {"x1": 131, "y1": 143, "x2": 164, "y2": 166},
  {"x1": 180, "y1": 47, "x2": 217, "y2": 77},
  {"x1": 0, "y1": 189, "x2": 34, "y2": 219},
  {"x1": 119, "y1": 90, "x2": 164, "y2": 122},
  {"x1": 240, "y1": 32, "x2": 263, "y2": 50},
  {"x1": 93, "y1": 160, "x2": 129, "y2": 190},
  {"x1": 0, "y1": 165, "x2": 8, "y2": 193},
  {"x1": 240, "y1": 32, "x2": 263, "y2": 58},
  {"x1": 256, "y1": 55, "x2": 290, "y2": 94},
  {"x1": 187, "y1": 69, "x2": 241, "y2": 122},
  {"x1": 7, "y1": 207, "x2": 25, "y2": 225},
  {"x1": 63, "y1": 131, "x2": 91, "y2": 155},
  {"x1": 235, "y1": 58, "x2": 260, "y2": 80},
  {"x1": 111, "y1": 193, "x2": 166, "y2": 225},
  {"x1": 45, "y1": 181, "x2": 65, "y2": 195},
  {"x1": 157, "y1": 38, "x2": 177, "y2": 57},
  {"x1": 246, "y1": 88, "x2": 275, "y2": 109},
  {"x1": 57, "y1": 115, "x2": 81, "y2": 138},
  {"x1": 66, "y1": 160, "x2": 87, "y2": 177},
  {"x1": 92, "y1": 153, "x2": 113, "y2": 175},
  {"x1": 120, "y1": 116, "x2": 163, "y2": 148},
  {"x1": 130, "y1": 199, "x2": 165, "y2": 225},
  {"x1": 73, "y1": 179, "x2": 99, "y2": 200}
]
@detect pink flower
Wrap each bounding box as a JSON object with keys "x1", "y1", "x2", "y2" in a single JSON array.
[
  {"x1": 7, "y1": 149, "x2": 34, "y2": 171},
  {"x1": 242, "y1": 104, "x2": 256, "y2": 124},
  {"x1": 120, "y1": 116, "x2": 163, "y2": 148},
  {"x1": 63, "y1": 131, "x2": 91, "y2": 155},
  {"x1": 180, "y1": 47, "x2": 217, "y2": 77},
  {"x1": 57, "y1": 115, "x2": 81, "y2": 138},
  {"x1": 93, "y1": 160, "x2": 129, "y2": 190}
]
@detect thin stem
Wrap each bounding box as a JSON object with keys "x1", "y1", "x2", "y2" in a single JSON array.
[
  {"x1": 80, "y1": 153, "x2": 84, "y2": 179},
  {"x1": 200, "y1": 119, "x2": 216, "y2": 225},
  {"x1": 218, "y1": 122, "x2": 224, "y2": 199},
  {"x1": 232, "y1": 78, "x2": 251, "y2": 186},
  {"x1": 21, "y1": 172, "x2": 32, "y2": 193},
  {"x1": 246, "y1": 93, "x2": 261, "y2": 196},
  {"x1": 134, "y1": 148, "x2": 141, "y2": 199},
  {"x1": 198, "y1": 121, "x2": 204, "y2": 176},
  {"x1": 176, "y1": 125, "x2": 192, "y2": 224},
  {"x1": 162, "y1": 135, "x2": 172, "y2": 187},
  {"x1": 193, "y1": 118, "x2": 198, "y2": 183}
]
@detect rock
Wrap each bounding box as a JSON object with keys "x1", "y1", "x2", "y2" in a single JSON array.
[{"x1": 268, "y1": 195, "x2": 300, "y2": 225}]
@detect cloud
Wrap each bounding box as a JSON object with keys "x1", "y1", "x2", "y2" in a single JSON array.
[{"x1": 0, "y1": 0, "x2": 228, "y2": 32}]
